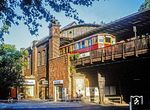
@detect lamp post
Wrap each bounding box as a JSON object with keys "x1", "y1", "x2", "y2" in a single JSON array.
[{"x1": 133, "y1": 26, "x2": 137, "y2": 38}]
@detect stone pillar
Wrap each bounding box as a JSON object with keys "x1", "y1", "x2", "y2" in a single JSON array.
[
  {"x1": 98, "y1": 73, "x2": 105, "y2": 104},
  {"x1": 48, "y1": 19, "x2": 61, "y2": 99},
  {"x1": 31, "y1": 40, "x2": 38, "y2": 98}
]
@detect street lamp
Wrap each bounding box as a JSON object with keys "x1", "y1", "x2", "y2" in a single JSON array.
[{"x1": 133, "y1": 26, "x2": 137, "y2": 38}]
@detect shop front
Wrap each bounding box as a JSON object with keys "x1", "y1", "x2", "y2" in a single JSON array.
[
  {"x1": 53, "y1": 80, "x2": 67, "y2": 101},
  {"x1": 39, "y1": 79, "x2": 49, "y2": 99},
  {"x1": 23, "y1": 79, "x2": 35, "y2": 99}
]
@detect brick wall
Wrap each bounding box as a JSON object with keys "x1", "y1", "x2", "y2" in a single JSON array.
[{"x1": 49, "y1": 55, "x2": 69, "y2": 98}]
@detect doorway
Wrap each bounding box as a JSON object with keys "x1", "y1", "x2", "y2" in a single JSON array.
[{"x1": 54, "y1": 85, "x2": 63, "y2": 101}]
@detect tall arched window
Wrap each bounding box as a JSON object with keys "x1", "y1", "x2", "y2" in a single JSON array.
[
  {"x1": 42, "y1": 50, "x2": 46, "y2": 65},
  {"x1": 38, "y1": 52, "x2": 41, "y2": 66}
]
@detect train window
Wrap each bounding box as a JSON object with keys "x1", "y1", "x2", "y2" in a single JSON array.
[
  {"x1": 70, "y1": 45, "x2": 73, "y2": 52},
  {"x1": 95, "y1": 37, "x2": 98, "y2": 43},
  {"x1": 112, "y1": 38, "x2": 116, "y2": 44},
  {"x1": 92, "y1": 37, "x2": 97, "y2": 44},
  {"x1": 64, "y1": 47, "x2": 66, "y2": 53},
  {"x1": 105, "y1": 37, "x2": 111, "y2": 43},
  {"x1": 63, "y1": 48, "x2": 65, "y2": 54},
  {"x1": 73, "y1": 44, "x2": 75, "y2": 51},
  {"x1": 88, "y1": 38, "x2": 92, "y2": 46},
  {"x1": 78, "y1": 42, "x2": 80, "y2": 49},
  {"x1": 99, "y1": 39, "x2": 103, "y2": 43},
  {"x1": 75, "y1": 43, "x2": 78, "y2": 50},
  {"x1": 73, "y1": 44, "x2": 75, "y2": 50},
  {"x1": 60, "y1": 49, "x2": 63, "y2": 55},
  {"x1": 82, "y1": 41, "x2": 85, "y2": 48},
  {"x1": 85, "y1": 40, "x2": 88, "y2": 47},
  {"x1": 66, "y1": 47, "x2": 69, "y2": 53},
  {"x1": 67, "y1": 46, "x2": 70, "y2": 53}
]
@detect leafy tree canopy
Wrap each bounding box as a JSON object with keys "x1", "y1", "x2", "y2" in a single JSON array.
[
  {"x1": 0, "y1": 0, "x2": 100, "y2": 41},
  {"x1": 0, "y1": 44, "x2": 27, "y2": 89},
  {"x1": 139, "y1": 0, "x2": 150, "y2": 11}
]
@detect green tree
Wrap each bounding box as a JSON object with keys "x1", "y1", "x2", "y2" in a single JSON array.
[
  {"x1": 139, "y1": 0, "x2": 150, "y2": 11},
  {"x1": 0, "y1": 0, "x2": 101, "y2": 40},
  {"x1": 0, "y1": 44, "x2": 26, "y2": 99}
]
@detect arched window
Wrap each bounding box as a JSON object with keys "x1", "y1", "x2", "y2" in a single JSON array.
[
  {"x1": 38, "y1": 52, "x2": 41, "y2": 66},
  {"x1": 42, "y1": 50, "x2": 46, "y2": 65}
]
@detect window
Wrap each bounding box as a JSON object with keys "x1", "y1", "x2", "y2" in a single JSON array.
[
  {"x1": 70, "y1": 45, "x2": 73, "y2": 52},
  {"x1": 99, "y1": 39, "x2": 104, "y2": 43},
  {"x1": 68, "y1": 46, "x2": 70, "y2": 53},
  {"x1": 60, "y1": 49, "x2": 63, "y2": 55},
  {"x1": 42, "y1": 50, "x2": 45, "y2": 65},
  {"x1": 66, "y1": 47, "x2": 68, "y2": 53},
  {"x1": 38, "y1": 52, "x2": 41, "y2": 66},
  {"x1": 73, "y1": 43, "x2": 76, "y2": 51},
  {"x1": 105, "y1": 37, "x2": 111, "y2": 43},
  {"x1": 63, "y1": 48, "x2": 65, "y2": 54},
  {"x1": 81, "y1": 41, "x2": 85, "y2": 48},
  {"x1": 74, "y1": 43, "x2": 78, "y2": 50},
  {"x1": 84, "y1": 39, "x2": 88, "y2": 47},
  {"x1": 105, "y1": 86, "x2": 116, "y2": 95},
  {"x1": 88, "y1": 38, "x2": 92, "y2": 46},
  {"x1": 78, "y1": 42, "x2": 80, "y2": 49},
  {"x1": 92, "y1": 36, "x2": 97, "y2": 44}
]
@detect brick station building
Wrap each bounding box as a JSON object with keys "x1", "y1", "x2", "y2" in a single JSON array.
[
  {"x1": 21, "y1": 20, "x2": 100, "y2": 100},
  {"x1": 21, "y1": 9, "x2": 150, "y2": 106}
]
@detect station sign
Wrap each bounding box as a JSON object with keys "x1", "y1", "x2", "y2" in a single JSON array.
[
  {"x1": 79, "y1": 52, "x2": 90, "y2": 58},
  {"x1": 130, "y1": 95, "x2": 143, "y2": 110},
  {"x1": 24, "y1": 79, "x2": 35, "y2": 85},
  {"x1": 53, "y1": 80, "x2": 63, "y2": 85}
]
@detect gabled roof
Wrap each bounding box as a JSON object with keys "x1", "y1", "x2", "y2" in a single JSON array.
[
  {"x1": 36, "y1": 36, "x2": 50, "y2": 47},
  {"x1": 60, "y1": 21, "x2": 77, "y2": 31},
  {"x1": 60, "y1": 22, "x2": 100, "y2": 32}
]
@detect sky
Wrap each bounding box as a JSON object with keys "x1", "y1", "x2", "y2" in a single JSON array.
[{"x1": 3, "y1": 0, "x2": 144, "y2": 50}]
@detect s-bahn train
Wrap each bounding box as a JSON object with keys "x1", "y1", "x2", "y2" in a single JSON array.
[{"x1": 60, "y1": 33, "x2": 116, "y2": 56}]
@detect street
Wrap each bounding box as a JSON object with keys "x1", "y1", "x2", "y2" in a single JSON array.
[{"x1": 0, "y1": 101, "x2": 129, "y2": 110}]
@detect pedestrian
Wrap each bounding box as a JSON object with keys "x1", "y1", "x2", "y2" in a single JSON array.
[
  {"x1": 17, "y1": 93, "x2": 21, "y2": 101},
  {"x1": 8, "y1": 96, "x2": 13, "y2": 103}
]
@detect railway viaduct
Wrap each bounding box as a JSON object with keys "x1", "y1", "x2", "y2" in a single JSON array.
[{"x1": 71, "y1": 9, "x2": 150, "y2": 105}]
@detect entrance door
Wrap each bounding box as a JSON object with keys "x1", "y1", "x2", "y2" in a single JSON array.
[{"x1": 55, "y1": 85, "x2": 63, "y2": 101}]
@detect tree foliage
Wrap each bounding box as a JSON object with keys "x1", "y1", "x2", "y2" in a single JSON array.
[
  {"x1": 0, "y1": 44, "x2": 27, "y2": 89},
  {"x1": 139, "y1": 0, "x2": 150, "y2": 11},
  {"x1": 0, "y1": 0, "x2": 100, "y2": 40}
]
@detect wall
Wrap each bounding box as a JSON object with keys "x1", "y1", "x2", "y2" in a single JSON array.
[{"x1": 49, "y1": 55, "x2": 69, "y2": 99}]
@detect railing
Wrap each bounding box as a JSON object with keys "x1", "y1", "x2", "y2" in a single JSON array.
[{"x1": 73, "y1": 36, "x2": 150, "y2": 65}]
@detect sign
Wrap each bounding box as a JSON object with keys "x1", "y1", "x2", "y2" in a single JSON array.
[
  {"x1": 130, "y1": 95, "x2": 143, "y2": 110},
  {"x1": 24, "y1": 80, "x2": 35, "y2": 85},
  {"x1": 130, "y1": 95, "x2": 143, "y2": 105},
  {"x1": 53, "y1": 80, "x2": 63, "y2": 85},
  {"x1": 79, "y1": 52, "x2": 90, "y2": 58},
  {"x1": 42, "y1": 80, "x2": 48, "y2": 85},
  {"x1": 133, "y1": 26, "x2": 137, "y2": 33}
]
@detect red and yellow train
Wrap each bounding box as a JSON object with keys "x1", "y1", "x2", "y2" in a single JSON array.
[{"x1": 60, "y1": 33, "x2": 116, "y2": 56}]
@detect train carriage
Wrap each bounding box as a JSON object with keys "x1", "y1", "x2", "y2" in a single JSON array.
[{"x1": 60, "y1": 33, "x2": 116, "y2": 57}]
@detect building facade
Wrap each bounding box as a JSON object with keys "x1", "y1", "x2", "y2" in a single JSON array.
[{"x1": 22, "y1": 21, "x2": 100, "y2": 101}]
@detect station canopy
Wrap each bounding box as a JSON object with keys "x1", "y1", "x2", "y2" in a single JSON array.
[{"x1": 74, "y1": 8, "x2": 150, "y2": 41}]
